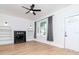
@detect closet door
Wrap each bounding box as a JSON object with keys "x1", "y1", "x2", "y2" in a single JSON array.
[{"x1": 65, "y1": 15, "x2": 79, "y2": 51}]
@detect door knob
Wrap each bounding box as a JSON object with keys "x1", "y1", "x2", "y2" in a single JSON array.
[{"x1": 65, "y1": 32, "x2": 67, "y2": 37}]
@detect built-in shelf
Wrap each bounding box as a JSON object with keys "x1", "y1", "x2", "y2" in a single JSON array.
[
  {"x1": 0, "y1": 26, "x2": 12, "y2": 45},
  {"x1": 0, "y1": 29, "x2": 11, "y2": 30},
  {"x1": 0, "y1": 39, "x2": 12, "y2": 41},
  {"x1": 0, "y1": 35, "x2": 12, "y2": 37}
]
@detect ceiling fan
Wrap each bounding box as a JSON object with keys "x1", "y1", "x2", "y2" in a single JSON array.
[{"x1": 22, "y1": 4, "x2": 41, "y2": 15}]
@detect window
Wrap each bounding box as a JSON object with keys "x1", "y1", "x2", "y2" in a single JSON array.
[
  {"x1": 40, "y1": 20, "x2": 48, "y2": 37},
  {"x1": 36, "y1": 18, "x2": 48, "y2": 37}
]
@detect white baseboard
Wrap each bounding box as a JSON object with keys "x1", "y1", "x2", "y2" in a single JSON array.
[{"x1": 33, "y1": 39, "x2": 64, "y2": 48}]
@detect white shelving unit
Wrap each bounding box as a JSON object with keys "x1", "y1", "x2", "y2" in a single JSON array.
[{"x1": 0, "y1": 26, "x2": 13, "y2": 45}]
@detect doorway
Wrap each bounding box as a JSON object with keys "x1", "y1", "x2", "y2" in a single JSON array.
[{"x1": 64, "y1": 15, "x2": 79, "y2": 51}]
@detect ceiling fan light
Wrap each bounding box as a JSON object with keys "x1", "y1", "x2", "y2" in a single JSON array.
[{"x1": 30, "y1": 11, "x2": 33, "y2": 13}]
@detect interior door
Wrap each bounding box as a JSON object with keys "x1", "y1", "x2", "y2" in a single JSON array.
[{"x1": 65, "y1": 15, "x2": 79, "y2": 51}]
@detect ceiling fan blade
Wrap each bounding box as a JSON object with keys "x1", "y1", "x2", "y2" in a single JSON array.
[
  {"x1": 25, "y1": 11, "x2": 30, "y2": 14},
  {"x1": 22, "y1": 6, "x2": 30, "y2": 10},
  {"x1": 33, "y1": 9, "x2": 41, "y2": 11},
  {"x1": 31, "y1": 4, "x2": 35, "y2": 9},
  {"x1": 33, "y1": 12, "x2": 36, "y2": 15}
]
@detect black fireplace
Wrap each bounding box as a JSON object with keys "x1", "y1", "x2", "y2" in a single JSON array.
[{"x1": 14, "y1": 31, "x2": 26, "y2": 44}]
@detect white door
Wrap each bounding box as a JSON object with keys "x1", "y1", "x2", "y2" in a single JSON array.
[{"x1": 65, "y1": 15, "x2": 79, "y2": 51}]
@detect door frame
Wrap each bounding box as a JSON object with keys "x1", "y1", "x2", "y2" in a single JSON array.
[{"x1": 64, "y1": 14, "x2": 79, "y2": 50}]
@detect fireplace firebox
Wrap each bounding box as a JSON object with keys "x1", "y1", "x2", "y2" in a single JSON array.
[{"x1": 14, "y1": 31, "x2": 26, "y2": 44}]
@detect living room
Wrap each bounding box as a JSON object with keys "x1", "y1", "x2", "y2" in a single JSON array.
[{"x1": 0, "y1": 1, "x2": 79, "y2": 56}]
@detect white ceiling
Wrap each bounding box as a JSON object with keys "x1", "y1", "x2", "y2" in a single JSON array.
[{"x1": 0, "y1": 4, "x2": 70, "y2": 20}]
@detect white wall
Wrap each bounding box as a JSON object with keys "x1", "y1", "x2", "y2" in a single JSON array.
[
  {"x1": 34, "y1": 5, "x2": 79, "y2": 48},
  {"x1": 0, "y1": 13, "x2": 34, "y2": 45}
]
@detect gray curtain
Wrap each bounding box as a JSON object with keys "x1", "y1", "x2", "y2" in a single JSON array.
[
  {"x1": 34, "y1": 22, "x2": 36, "y2": 38},
  {"x1": 47, "y1": 16, "x2": 53, "y2": 41}
]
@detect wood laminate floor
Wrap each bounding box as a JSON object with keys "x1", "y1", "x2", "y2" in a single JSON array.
[{"x1": 0, "y1": 41, "x2": 79, "y2": 55}]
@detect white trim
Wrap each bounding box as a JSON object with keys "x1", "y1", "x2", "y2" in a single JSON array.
[{"x1": 33, "y1": 39, "x2": 64, "y2": 48}]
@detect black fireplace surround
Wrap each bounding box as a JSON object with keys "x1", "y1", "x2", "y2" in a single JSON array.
[{"x1": 14, "y1": 31, "x2": 26, "y2": 44}]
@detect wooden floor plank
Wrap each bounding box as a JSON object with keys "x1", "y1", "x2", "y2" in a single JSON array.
[{"x1": 0, "y1": 41, "x2": 79, "y2": 55}]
